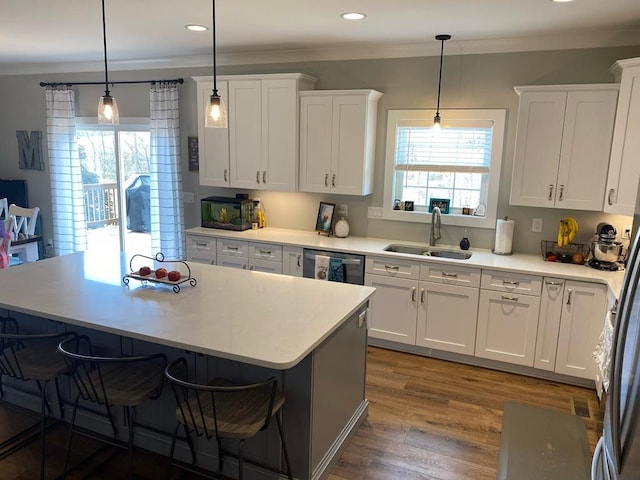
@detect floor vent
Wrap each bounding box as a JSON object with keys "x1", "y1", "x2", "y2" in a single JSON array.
[{"x1": 571, "y1": 396, "x2": 591, "y2": 418}]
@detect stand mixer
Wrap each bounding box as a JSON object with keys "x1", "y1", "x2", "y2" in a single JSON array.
[{"x1": 590, "y1": 223, "x2": 624, "y2": 271}]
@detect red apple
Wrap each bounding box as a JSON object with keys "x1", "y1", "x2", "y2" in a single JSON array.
[
  {"x1": 155, "y1": 267, "x2": 167, "y2": 279},
  {"x1": 168, "y1": 270, "x2": 181, "y2": 282},
  {"x1": 138, "y1": 266, "x2": 152, "y2": 276}
]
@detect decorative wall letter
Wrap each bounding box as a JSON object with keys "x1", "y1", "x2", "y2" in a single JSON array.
[{"x1": 16, "y1": 130, "x2": 44, "y2": 170}]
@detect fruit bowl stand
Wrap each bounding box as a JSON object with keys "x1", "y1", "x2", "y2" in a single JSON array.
[
  {"x1": 123, "y1": 252, "x2": 197, "y2": 293},
  {"x1": 540, "y1": 240, "x2": 590, "y2": 264}
]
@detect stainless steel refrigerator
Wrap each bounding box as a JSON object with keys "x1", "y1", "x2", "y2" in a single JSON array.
[{"x1": 591, "y1": 183, "x2": 640, "y2": 479}]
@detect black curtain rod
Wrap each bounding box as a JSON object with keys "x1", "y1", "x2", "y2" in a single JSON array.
[{"x1": 39, "y1": 78, "x2": 184, "y2": 87}]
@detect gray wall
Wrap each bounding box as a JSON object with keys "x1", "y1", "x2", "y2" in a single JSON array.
[{"x1": 1, "y1": 45, "x2": 640, "y2": 254}]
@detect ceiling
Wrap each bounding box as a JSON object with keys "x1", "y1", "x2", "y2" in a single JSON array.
[{"x1": 2, "y1": 0, "x2": 640, "y2": 75}]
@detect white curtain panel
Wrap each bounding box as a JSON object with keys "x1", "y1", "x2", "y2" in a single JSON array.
[
  {"x1": 149, "y1": 83, "x2": 185, "y2": 259},
  {"x1": 45, "y1": 87, "x2": 87, "y2": 256}
]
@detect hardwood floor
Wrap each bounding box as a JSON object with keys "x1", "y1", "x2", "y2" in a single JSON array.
[{"x1": 0, "y1": 346, "x2": 601, "y2": 479}]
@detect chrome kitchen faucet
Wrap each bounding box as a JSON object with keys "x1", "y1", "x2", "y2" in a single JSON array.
[{"x1": 430, "y1": 206, "x2": 441, "y2": 246}]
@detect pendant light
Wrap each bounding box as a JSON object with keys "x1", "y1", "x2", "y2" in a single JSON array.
[
  {"x1": 97, "y1": 0, "x2": 119, "y2": 125},
  {"x1": 433, "y1": 34, "x2": 451, "y2": 130},
  {"x1": 205, "y1": 0, "x2": 228, "y2": 128}
]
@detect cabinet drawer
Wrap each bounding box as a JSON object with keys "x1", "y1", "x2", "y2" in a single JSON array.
[
  {"x1": 420, "y1": 263, "x2": 481, "y2": 288},
  {"x1": 217, "y1": 239, "x2": 249, "y2": 257},
  {"x1": 250, "y1": 259, "x2": 283, "y2": 274},
  {"x1": 366, "y1": 256, "x2": 420, "y2": 279},
  {"x1": 249, "y1": 242, "x2": 283, "y2": 262},
  {"x1": 481, "y1": 269, "x2": 542, "y2": 296},
  {"x1": 186, "y1": 235, "x2": 216, "y2": 253}
]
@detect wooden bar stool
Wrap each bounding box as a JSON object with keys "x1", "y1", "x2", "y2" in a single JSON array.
[
  {"x1": 164, "y1": 357, "x2": 293, "y2": 480},
  {"x1": 57, "y1": 335, "x2": 167, "y2": 480},
  {"x1": 0, "y1": 317, "x2": 77, "y2": 480}
]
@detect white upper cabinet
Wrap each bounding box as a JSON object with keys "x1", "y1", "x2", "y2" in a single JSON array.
[
  {"x1": 510, "y1": 85, "x2": 618, "y2": 211},
  {"x1": 193, "y1": 74, "x2": 317, "y2": 192},
  {"x1": 299, "y1": 90, "x2": 382, "y2": 195},
  {"x1": 194, "y1": 79, "x2": 230, "y2": 187},
  {"x1": 605, "y1": 57, "x2": 640, "y2": 215}
]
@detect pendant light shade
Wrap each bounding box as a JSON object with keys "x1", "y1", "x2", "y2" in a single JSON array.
[
  {"x1": 433, "y1": 34, "x2": 451, "y2": 129},
  {"x1": 97, "y1": 0, "x2": 119, "y2": 125},
  {"x1": 205, "y1": 0, "x2": 228, "y2": 128}
]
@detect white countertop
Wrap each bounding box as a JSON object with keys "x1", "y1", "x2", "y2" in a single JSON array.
[
  {"x1": 186, "y1": 227, "x2": 626, "y2": 296},
  {"x1": 0, "y1": 251, "x2": 375, "y2": 370}
]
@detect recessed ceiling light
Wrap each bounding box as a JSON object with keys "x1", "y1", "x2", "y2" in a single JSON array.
[
  {"x1": 341, "y1": 12, "x2": 366, "y2": 20},
  {"x1": 185, "y1": 24, "x2": 208, "y2": 32},
  {"x1": 552, "y1": 0, "x2": 574, "y2": 3}
]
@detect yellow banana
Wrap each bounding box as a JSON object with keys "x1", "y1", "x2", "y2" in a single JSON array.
[
  {"x1": 566, "y1": 216, "x2": 578, "y2": 243},
  {"x1": 558, "y1": 220, "x2": 566, "y2": 247}
]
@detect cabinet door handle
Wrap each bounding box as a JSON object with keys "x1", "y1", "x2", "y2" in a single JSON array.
[
  {"x1": 384, "y1": 264, "x2": 400, "y2": 271},
  {"x1": 210, "y1": 259, "x2": 216, "y2": 265},
  {"x1": 195, "y1": 242, "x2": 208, "y2": 248},
  {"x1": 411, "y1": 287, "x2": 416, "y2": 302},
  {"x1": 442, "y1": 272, "x2": 458, "y2": 278},
  {"x1": 227, "y1": 246, "x2": 239, "y2": 251},
  {"x1": 332, "y1": 174, "x2": 336, "y2": 188},
  {"x1": 256, "y1": 171, "x2": 260, "y2": 183},
  {"x1": 548, "y1": 184, "x2": 554, "y2": 201},
  {"x1": 503, "y1": 280, "x2": 520, "y2": 287},
  {"x1": 263, "y1": 171, "x2": 267, "y2": 184},
  {"x1": 501, "y1": 295, "x2": 519, "y2": 302},
  {"x1": 546, "y1": 281, "x2": 562, "y2": 286},
  {"x1": 324, "y1": 173, "x2": 329, "y2": 187},
  {"x1": 249, "y1": 265, "x2": 255, "y2": 270},
  {"x1": 608, "y1": 188, "x2": 615, "y2": 206},
  {"x1": 420, "y1": 288, "x2": 425, "y2": 303},
  {"x1": 258, "y1": 249, "x2": 272, "y2": 255},
  {"x1": 566, "y1": 288, "x2": 573, "y2": 305},
  {"x1": 224, "y1": 169, "x2": 228, "y2": 182},
  {"x1": 297, "y1": 254, "x2": 301, "y2": 267},
  {"x1": 558, "y1": 184, "x2": 564, "y2": 201}
]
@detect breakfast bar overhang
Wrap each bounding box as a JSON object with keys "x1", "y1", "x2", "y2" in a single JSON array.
[{"x1": 0, "y1": 252, "x2": 375, "y2": 480}]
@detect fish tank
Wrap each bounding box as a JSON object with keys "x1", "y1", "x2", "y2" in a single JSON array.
[{"x1": 201, "y1": 196, "x2": 253, "y2": 231}]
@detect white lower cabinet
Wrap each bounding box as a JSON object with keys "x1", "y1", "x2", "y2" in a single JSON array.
[
  {"x1": 416, "y1": 282, "x2": 479, "y2": 355},
  {"x1": 365, "y1": 257, "x2": 480, "y2": 354},
  {"x1": 534, "y1": 278, "x2": 565, "y2": 371},
  {"x1": 476, "y1": 290, "x2": 541, "y2": 366},
  {"x1": 365, "y1": 274, "x2": 418, "y2": 345},
  {"x1": 185, "y1": 235, "x2": 216, "y2": 265},
  {"x1": 554, "y1": 281, "x2": 607, "y2": 379},
  {"x1": 282, "y1": 246, "x2": 303, "y2": 277}
]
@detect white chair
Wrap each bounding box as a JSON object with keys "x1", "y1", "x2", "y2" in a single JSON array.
[
  {"x1": 0, "y1": 198, "x2": 7, "y2": 224},
  {"x1": 7, "y1": 204, "x2": 40, "y2": 263}
]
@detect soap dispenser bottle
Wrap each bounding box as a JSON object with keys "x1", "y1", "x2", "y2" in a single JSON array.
[
  {"x1": 334, "y1": 207, "x2": 350, "y2": 238},
  {"x1": 459, "y1": 230, "x2": 471, "y2": 250}
]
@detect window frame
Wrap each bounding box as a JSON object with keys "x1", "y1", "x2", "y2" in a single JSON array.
[{"x1": 383, "y1": 108, "x2": 506, "y2": 229}]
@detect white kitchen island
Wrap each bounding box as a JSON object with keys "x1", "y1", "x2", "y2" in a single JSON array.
[{"x1": 0, "y1": 251, "x2": 375, "y2": 480}]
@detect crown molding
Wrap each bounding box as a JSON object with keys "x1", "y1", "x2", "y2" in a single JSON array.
[{"x1": 1, "y1": 28, "x2": 639, "y2": 76}]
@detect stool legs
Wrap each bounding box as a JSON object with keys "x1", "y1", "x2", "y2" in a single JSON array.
[{"x1": 276, "y1": 413, "x2": 293, "y2": 480}]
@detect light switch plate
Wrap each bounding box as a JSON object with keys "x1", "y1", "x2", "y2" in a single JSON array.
[{"x1": 183, "y1": 191, "x2": 195, "y2": 203}]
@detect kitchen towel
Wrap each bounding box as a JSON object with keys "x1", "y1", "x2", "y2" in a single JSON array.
[
  {"x1": 328, "y1": 257, "x2": 345, "y2": 282},
  {"x1": 494, "y1": 217, "x2": 515, "y2": 255},
  {"x1": 315, "y1": 254, "x2": 330, "y2": 280}
]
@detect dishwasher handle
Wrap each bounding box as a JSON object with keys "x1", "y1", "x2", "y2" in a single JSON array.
[{"x1": 303, "y1": 252, "x2": 362, "y2": 265}]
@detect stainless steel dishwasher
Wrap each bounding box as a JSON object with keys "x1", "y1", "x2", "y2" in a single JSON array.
[{"x1": 302, "y1": 248, "x2": 365, "y2": 285}]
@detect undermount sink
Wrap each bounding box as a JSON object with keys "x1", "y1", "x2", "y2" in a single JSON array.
[{"x1": 383, "y1": 244, "x2": 472, "y2": 260}]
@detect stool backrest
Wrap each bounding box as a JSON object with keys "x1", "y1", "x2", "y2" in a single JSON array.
[{"x1": 165, "y1": 357, "x2": 277, "y2": 440}]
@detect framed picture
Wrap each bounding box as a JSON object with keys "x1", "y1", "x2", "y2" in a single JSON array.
[
  {"x1": 428, "y1": 198, "x2": 450, "y2": 214},
  {"x1": 404, "y1": 201, "x2": 414, "y2": 211},
  {"x1": 315, "y1": 202, "x2": 335, "y2": 235},
  {"x1": 188, "y1": 136, "x2": 199, "y2": 171}
]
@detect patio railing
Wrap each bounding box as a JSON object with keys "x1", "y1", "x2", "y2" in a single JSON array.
[{"x1": 83, "y1": 183, "x2": 119, "y2": 229}]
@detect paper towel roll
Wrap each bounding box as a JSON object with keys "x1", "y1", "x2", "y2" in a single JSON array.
[{"x1": 494, "y1": 217, "x2": 514, "y2": 255}]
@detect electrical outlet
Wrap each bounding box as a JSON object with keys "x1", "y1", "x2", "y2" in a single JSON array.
[
  {"x1": 368, "y1": 206, "x2": 383, "y2": 218},
  {"x1": 532, "y1": 218, "x2": 543, "y2": 233},
  {"x1": 183, "y1": 191, "x2": 195, "y2": 203},
  {"x1": 623, "y1": 224, "x2": 632, "y2": 240},
  {"x1": 339, "y1": 204, "x2": 348, "y2": 217}
]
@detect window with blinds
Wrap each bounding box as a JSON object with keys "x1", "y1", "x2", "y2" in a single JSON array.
[{"x1": 384, "y1": 109, "x2": 505, "y2": 226}]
